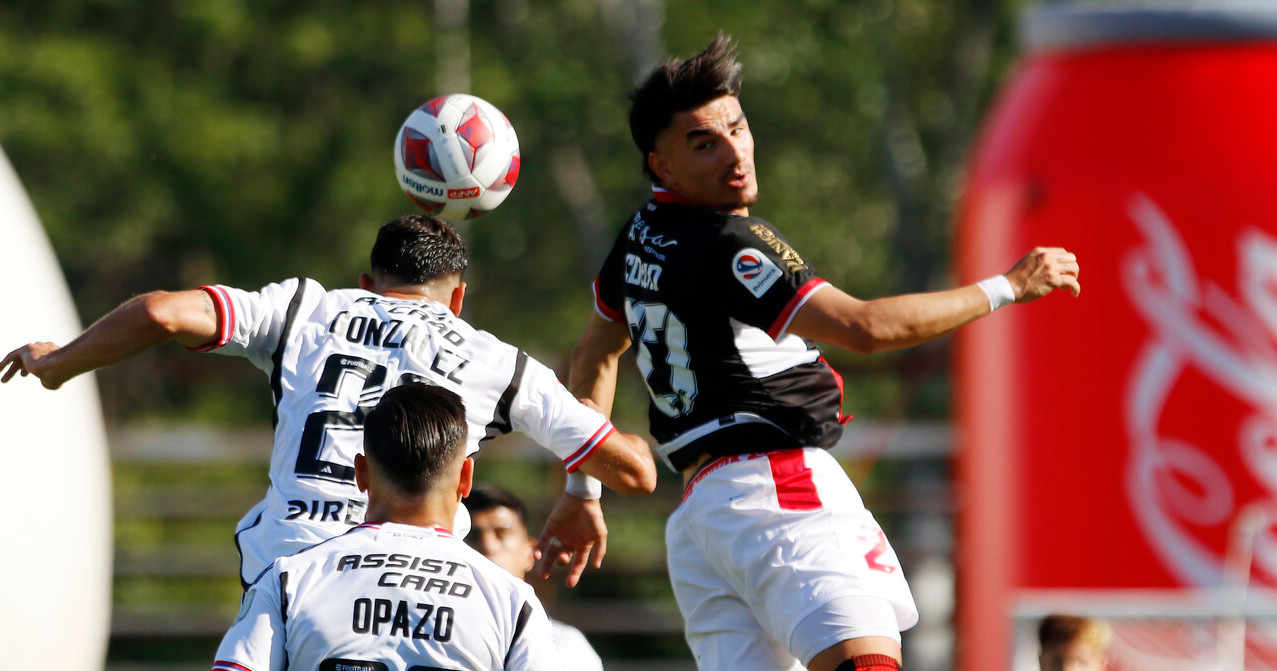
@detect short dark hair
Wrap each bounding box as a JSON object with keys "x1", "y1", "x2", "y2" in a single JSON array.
[
  {"x1": 362, "y1": 383, "x2": 468, "y2": 495},
  {"x1": 464, "y1": 483, "x2": 529, "y2": 529},
  {"x1": 629, "y1": 33, "x2": 743, "y2": 183},
  {"x1": 1038, "y1": 614, "x2": 1112, "y2": 653},
  {"x1": 370, "y1": 214, "x2": 469, "y2": 285}
]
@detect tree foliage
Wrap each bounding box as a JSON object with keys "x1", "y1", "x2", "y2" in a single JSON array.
[{"x1": 0, "y1": 0, "x2": 1029, "y2": 425}]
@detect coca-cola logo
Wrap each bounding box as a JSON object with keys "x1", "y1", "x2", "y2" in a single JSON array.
[{"x1": 1124, "y1": 193, "x2": 1277, "y2": 588}]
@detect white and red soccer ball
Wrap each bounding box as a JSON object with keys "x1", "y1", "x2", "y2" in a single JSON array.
[{"x1": 394, "y1": 94, "x2": 521, "y2": 220}]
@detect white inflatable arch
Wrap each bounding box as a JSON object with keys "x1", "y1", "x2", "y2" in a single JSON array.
[{"x1": 0, "y1": 145, "x2": 111, "y2": 668}]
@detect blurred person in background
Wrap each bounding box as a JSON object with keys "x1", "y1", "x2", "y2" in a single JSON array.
[
  {"x1": 467, "y1": 483, "x2": 606, "y2": 671},
  {"x1": 1038, "y1": 614, "x2": 1111, "y2": 671}
]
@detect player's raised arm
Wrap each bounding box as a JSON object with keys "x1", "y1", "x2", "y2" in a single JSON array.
[
  {"x1": 568, "y1": 311, "x2": 632, "y2": 417},
  {"x1": 530, "y1": 314, "x2": 651, "y2": 586},
  {"x1": 555, "y1": 311, "x2": 654, "y2": 495},
  {"x1": 1, "y1": 289, "x2": 219, "y2": 390},
  {"x1": 787, "y1": 247, "x2": 1080, "y2": 354}
]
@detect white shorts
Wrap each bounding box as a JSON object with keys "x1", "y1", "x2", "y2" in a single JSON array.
[{"x1": 666, "y1": 448, "x2": 918, "y2": 670}]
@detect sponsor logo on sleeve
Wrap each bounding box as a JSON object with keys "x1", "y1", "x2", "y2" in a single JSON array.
[
  {"x1": 733, "y1": 249, "x2": 782, "y2": 297},
  {"x1": 749, "y1": 223, "x2": 809, "y2": 272},
  {"x1": 233, "y1": 588, "x2": 256, "y2": 624}
]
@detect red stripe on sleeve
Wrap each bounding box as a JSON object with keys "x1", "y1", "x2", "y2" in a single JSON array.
[
  {"x1": 767, "y1": 278, "x2": 828, "y2": 340},
  {"x1": 564, "y1": 424, "x2": 614, "y2": 472},
  {"x1": 212, "y1": 662, "x2": 255, "y2": 671},
  {"x1": 187, "y1": 285, "x2": 234, "y2": 351},
  {"x1": 592, "y1": 278, "x2": 624, "y2": 323},
  {"x1": 768, "y1": 450, "x2": 822, "y2": 511}
]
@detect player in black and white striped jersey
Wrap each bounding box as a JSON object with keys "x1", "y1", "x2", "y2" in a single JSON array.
[
  {"x1": 2, "y1": 214, "x2": 656, "y2": 589},
  {"x1": 213, "y1": 383, "x2": 561, "y2": 671}
]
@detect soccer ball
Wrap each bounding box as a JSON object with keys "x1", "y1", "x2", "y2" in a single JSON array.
[{"x1": 393, "y1": 94, "x2": 521, "y2": 220}]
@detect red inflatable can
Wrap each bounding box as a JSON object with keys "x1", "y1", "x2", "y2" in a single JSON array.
[{"x1": 956, "y1": 5, "x2": 1277, "y2": 668}]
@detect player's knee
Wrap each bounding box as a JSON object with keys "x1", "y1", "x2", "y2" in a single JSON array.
[{"x1": 834, "y1": 654, "x2": 901, "y2": 671}]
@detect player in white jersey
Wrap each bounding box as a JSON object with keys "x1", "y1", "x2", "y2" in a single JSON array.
[
  {"x1": 465, "y1": 484, "x2": 605, "y2": 671},
  {"x1": 213, "y1": 382, "x2": 561, "y2": 670},
  {"x1": 568, "y1": 36, "x2": 1081, "y2": 671},
  {"x1": 2, "y1": 214, "x2": 656, "y2": 587}
]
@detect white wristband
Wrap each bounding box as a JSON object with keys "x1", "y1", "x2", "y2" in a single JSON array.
[
  {"x1": 565, "y1": 471, "x2": 603, "y2": 499},
  {"x1": 977, "y1": 275, "x2": 1016, "y2": 312}
]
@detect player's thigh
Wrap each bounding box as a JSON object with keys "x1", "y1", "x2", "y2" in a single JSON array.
[
  {"x1": 700, "y1": 450, "x2": 918, "y2": 662},
  {"x1": 667, "y1": 511, "x2": 802, "y2": 671}
]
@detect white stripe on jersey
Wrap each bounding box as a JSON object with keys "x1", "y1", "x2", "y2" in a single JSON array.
[
  {"x1": 196, "y1": 278, "x2": 613, "y2": 584},
  {"x1": 729, "y1": 317, "x2": 820, "y2": 379}
]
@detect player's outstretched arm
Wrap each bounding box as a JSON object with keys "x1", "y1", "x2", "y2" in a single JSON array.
[
  {"x1": 568, "y1": 311, "x2": 631, "y2": 417},
  {"x1": 568, "y1": 315, "x2": 655, "y2": 494},
  {"x1": 788, "y1": 247, "x2": 1080, "y2": 355},
  {"x1": 1, "y1": 289, "x2": 219, "y2": 390},
  {"x1": 575, "y1": 406, "x2": 657, "y2": 495}
]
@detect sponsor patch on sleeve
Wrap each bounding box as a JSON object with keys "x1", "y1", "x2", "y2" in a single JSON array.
[
  {"x1": 732, "y1": 248, "x2": 783, "y2": 297},
  {"x1": 233, "y1": 588, "x2": 256, "y2": 624}
]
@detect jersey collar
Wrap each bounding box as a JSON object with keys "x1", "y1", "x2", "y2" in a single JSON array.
[
  {"x1": 652, "y1": 185, "x2": 695, "y2": 205},
  {"x1": 651, "y1": 186, "x2": 744, "y2": 217}
]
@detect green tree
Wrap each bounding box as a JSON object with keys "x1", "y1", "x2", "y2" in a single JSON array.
[{"x1": 0, "y1": 0, "x2": 1030, "y2": 426}]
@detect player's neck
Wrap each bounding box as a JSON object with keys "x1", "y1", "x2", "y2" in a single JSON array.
[
  {"x1": 380, "y1": 286, "x2": 441, "y2": 303},
  {"x1": 364, "y1": 494, "x2": 458, "y2": 531}
]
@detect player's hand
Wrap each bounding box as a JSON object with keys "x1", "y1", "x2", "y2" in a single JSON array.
[
  {"x1": 1005, "y1": 247, "x2": 1081, "y2": 302},
  {"x1": 533, "y1": 493, "x2": 607, "y2": 588},
  {"x1": 0, "y1": 342, "x2": 65, "y2": 389}
]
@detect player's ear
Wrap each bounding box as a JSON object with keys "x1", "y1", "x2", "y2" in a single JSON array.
[
  {"x1": 457, "y1": 457, "x2": 475, "y2": 499},
  {"x1": 358, "y1": 273, "x2": 375, "y2": 292},
  {"x1": 354, "y1": 453, "x2": 369, "y2": 493},
  {"x1": 648, "y1": 151, "x2": 671, "y2": 184},
  {"x1": 521, "y1": 536, "x2": 536, "y2": 574},
  {"x1": 449, "y1": 281, "x2": 466, "y2": 316}
]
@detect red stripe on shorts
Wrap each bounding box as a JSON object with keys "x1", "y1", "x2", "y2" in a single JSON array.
[{"x1": 768, "y1": 449, "x2": 822, "y2": 511}]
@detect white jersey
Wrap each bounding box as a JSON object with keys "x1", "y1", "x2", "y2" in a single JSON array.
[
  {"x1": 550, "y1": 620, "x2": 604, "y2": 671},
  {"x1": 198, "y1": 279, "x2": 615, "y2": 584},
  {"x1": 212, "y1": 522, "x2": 561, "y2": 671}
]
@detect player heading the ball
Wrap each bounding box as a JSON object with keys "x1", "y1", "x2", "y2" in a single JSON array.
[{"x1": 2, "y1": 213, "x2": 656, "y2": 589}]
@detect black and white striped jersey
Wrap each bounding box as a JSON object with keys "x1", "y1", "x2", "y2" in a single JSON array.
[{"x1": 197, "y1": 278, "x2": 613, "y2": 582}]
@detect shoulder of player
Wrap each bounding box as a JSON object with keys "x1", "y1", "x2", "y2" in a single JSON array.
[
  {"x1": 213, "y1": 277, "x2": 322, "y2": 301},
  {"x1": 718, "y1": 214, "x2": 783, "y2": 242},
  {"x1": 275, "y1": 522, "x2": 376, "y2": 568}
]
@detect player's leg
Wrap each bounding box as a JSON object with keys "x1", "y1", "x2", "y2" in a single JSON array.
[
  {"x1": 667, "y1": 489, "x2": 803, "y2": 671},
  {"x1": 783, "y1": 450, "x2": 917, "y2": 668},
  {"x1": 815, "y1": 644, "x2": 903, "y2": 671},
  {"x1": 806, "y1": 634, "x2": 901, "y2": 671},
  {"x1": 696, "y1": 448, "x2": 918, "y2": 669},
  {"x1": 794, "y1": 593, "x2": 902, "y2": 670}
]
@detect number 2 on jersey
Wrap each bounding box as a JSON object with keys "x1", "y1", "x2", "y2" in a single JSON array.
[
  {"x1": 625, "y1": 299, "x2": 697, "y2": 417},
  {"x1": 295, "y1": 354, "x2": 393, "y2": 484}
]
